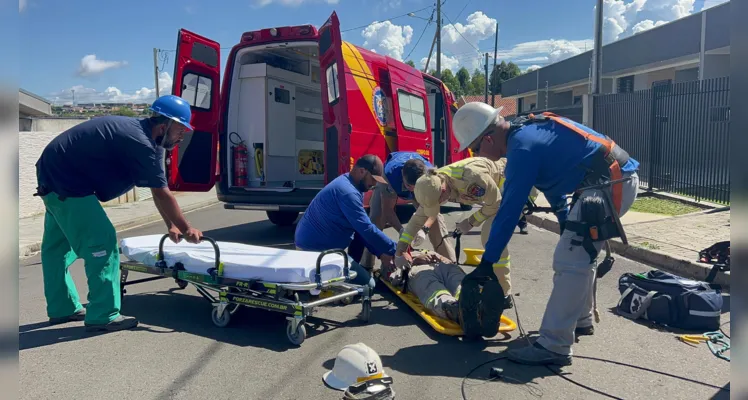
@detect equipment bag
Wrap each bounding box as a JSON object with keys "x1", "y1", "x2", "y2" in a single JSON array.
[{"x1": 616, "y1": 270, "x2": 723, "y2": 332}]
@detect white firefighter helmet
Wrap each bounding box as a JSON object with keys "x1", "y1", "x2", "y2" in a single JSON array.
[
  {"x1": 323, "y1": 343, "x2": 388, "y2": 391},
  {"x1": 452, "y1": 102, "x2": 504, "y2": 152}
]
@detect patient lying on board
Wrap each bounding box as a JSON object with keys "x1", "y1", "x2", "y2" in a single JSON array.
[{"x1": 383, "y1": 251, "x2": 463, "y2": 322}]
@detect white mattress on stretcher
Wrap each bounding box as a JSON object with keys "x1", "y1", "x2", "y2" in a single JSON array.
[{"x1": 119, "y1": 234, "x2": 351, "y2": 284}]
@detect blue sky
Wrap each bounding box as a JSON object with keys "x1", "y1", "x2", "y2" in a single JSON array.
[{"x1": 18, "y1": 0, "x2": 728, "y2": 105}]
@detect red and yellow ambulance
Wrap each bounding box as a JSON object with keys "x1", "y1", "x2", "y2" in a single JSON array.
[{"x1": 166, "y1": 11, "x2": 471, "y2": 226}]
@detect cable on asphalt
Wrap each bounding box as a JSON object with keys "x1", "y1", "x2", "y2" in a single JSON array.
[{"x1": 460, "y1": 295, "x2": 731, "y2": 400}]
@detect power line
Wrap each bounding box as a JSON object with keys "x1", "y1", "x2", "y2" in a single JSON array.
[
  {"x1": 453, "y1": 0, "x2": 472, "y2": 21},
  {"x1": 341, "y1": 5, "x2": 435, "y2": 32},
  {"x1": 404, "y1": 6, "x2": 436, "y2": 61},
  {"x1": 441, "y1": 9, "x2": 481, "y2": 53}
]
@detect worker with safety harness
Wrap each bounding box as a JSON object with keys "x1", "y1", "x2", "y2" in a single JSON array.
[
  {"x1": 452, "y1": 101, "x2": 640, "y2": 365},
  {"x1": 33, "y1": 94, "x2": 203, "y2": 332}
]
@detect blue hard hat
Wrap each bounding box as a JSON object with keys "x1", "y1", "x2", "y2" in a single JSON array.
[{"x1": 149, "y1": 95, "x2": 194, "y2": 130}]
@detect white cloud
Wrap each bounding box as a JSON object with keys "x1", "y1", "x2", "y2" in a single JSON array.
[
  {"x1": 495, "y1": 39, "x2": 593, "y2": 65},
  {"x1": 632, "y1": 19, "x2": 668, "y2": 34},
  {"x1": 48, "y1": 72, "x2": 173, "y2": 105},
  {"x1": 419, "y1": 53, "x2": 461, "y2": 72},
  {"x1": 598, "y1": 0, "x2": 704, "y2": 44},
  {"x1": 361, "y1": 21, "x2": 413, "y2": 61},
  {"x1": 440, "y1": 11, "x2": 497, "y2": 69},
  {"x1": 77, "y1": 55, "x2": 127, "y2": 77},
  {"x1": 525, "y1": 65, "x2": 542, "y2": 73},
  {"x1": 19, "y1": 0, "x2": 26, "y2": 12}
]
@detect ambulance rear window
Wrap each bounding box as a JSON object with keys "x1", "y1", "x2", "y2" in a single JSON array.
[{"x1": 397, "y1": 90, "x2": 426, "y2": 132}]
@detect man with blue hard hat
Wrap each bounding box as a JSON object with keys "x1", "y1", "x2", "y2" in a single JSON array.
[
  {"x1": 452, "y1": 102, "x2": 640, "y2": 365},
  {"x1": 34, "y1": 94, "x2": 204, "y2": 332}
]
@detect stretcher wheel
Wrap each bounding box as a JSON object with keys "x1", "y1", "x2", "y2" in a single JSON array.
[
  {"x1": 286, "y1": 321, "x2": 306, "y2": 345},
  {"x1": 360, "y1": 299, "x2": 371, "y2": 323},
  {"x1": 175, "y1": 279, "x2": 188, "y2": 289},
  {"x1": 341, "y1": 295, "x2": 353, "y2": 305},
  {"x1": 211, "y1": 306, "x2": 231, "y2": 328}
]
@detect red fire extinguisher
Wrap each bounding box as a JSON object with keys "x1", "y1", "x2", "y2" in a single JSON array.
[{"x1": 230, "y1": 132, "x2": 248, "y2": 187}]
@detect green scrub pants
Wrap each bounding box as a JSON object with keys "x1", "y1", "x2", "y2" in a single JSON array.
[{"x1": 40, "y1": 192, "x2": 121, "y2": 325}]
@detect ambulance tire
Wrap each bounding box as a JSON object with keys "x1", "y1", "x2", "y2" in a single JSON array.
[{"x1": 267, "y1": 211, "x2": 299, "y2": 226}]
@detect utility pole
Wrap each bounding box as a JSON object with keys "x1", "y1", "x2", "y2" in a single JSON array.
[
  {"x1": 591, "y1": 0, "x2": 603, "y2": 95},
  {"x1": 423, "y1": 32, "x2": 437, "y2": 73},
  {"x1": 153, "y1": 48, "x2": 161, "y2": 98},
  {"x1": 484, "y1": 53, "x2": 489, "y2": 103},
  {"x1": 491, "y1": 22, "x2": 499, "y2": 107},
  {"x1": 436, "y1": 0, "x2": 441, "y2": 79}
]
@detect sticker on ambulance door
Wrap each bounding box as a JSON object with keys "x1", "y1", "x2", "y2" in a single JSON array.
[{"x1": 373, "y1": 87, "x2": 387, "y2": 126}]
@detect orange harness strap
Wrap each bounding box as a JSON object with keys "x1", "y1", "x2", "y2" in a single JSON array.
[{"x1": 530, "y1": 112, "x2": 624, "y2": 214}]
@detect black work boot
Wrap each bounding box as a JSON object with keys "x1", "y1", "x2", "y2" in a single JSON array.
[
  {"x1": 575, "y1": 325, "x2": 595, "y2": 336},
  {"x1": 442, "y1": 301, "x2": 460, "y2": 322},
  {"x1": 49, "y1": 308, "x2": 86, "y2": 325},
  {"x1": 85, "y1": 315, "x2": 139, "y2": 332},
  {"x1": 503, "y1": 295, "x2": 513, "y2": 309}
]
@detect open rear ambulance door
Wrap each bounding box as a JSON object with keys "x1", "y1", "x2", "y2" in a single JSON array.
[
  {"x1": 167, "y1": 28, "x2": 222, "y2": 192},
  {"x1": 318, "y1": 12, "x2": 351, "y2": 183}
]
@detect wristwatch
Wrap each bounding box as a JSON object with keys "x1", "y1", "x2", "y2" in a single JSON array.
[{"x1": 421, "y1": 226, "x2": 430, "y2": 235}]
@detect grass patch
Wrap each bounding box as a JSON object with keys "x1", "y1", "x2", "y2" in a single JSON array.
[{"x1": 630, "y1": 197, "x2": 702, "y2": 216}]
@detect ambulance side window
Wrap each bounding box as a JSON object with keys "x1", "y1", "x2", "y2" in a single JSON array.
[
  {"x1": 326, "y1": 62, "x2": 340, "y2": 104},
  {"x1": 397, "y1": 90, "x2": 426, "y2": 132},
  {"x1": 181, "y1": 73, "x2": 212, "y2": 110}
]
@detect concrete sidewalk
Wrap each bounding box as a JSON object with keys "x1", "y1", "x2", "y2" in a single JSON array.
[
  {"x1": 525, "y1": 193, "x2": 731, "y2": 287},
  {"x1": 19, "y1": 188, "x2": 220, "y2": 258}
]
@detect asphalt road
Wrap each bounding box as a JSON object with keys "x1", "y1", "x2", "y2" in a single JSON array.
[{"x1": 19, "y1": 204, "x2": 731, "y2": 400}]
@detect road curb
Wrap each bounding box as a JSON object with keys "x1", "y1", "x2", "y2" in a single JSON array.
[
  {"x1": 525, "y1": 213, "x2": 730, "y2": 289},
  {"x1": 20, "y1": 198, "x2": 220, "y2": 259}
]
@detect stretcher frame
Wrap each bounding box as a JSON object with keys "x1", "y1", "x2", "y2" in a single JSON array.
[{"x1": 119, "y1": 235, "x2": 372, "y2": 346}]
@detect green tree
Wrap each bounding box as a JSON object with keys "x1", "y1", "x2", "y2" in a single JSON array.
[
  {"x1": 489, "y1": 61, "x2": 521, "y2": 95},
  {"x1": 470, "y1": 69, "x2": 487, "y2": 96},
  {"x1": 440, "y1": 69, "x2": 462, "y2": 96},
  {"x1": 405, "y1": 60, "x2": 416, "y2": 68},
  {"x1": 111, "y1": 107, "x2": 137, "y2": 117},
  {"x1": 456, "y1": 67, "x2": 471, "y2": 95}
]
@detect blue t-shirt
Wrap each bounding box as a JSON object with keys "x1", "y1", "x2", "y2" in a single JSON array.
[
  {"x1": 482, "y1": 116, "x2": 640, "y2": 264},
  {"x1": 35, "y1": 116, "x2": 167, "y2": 202},
  {"x1": 384, "y1": 151, "x2": 433, "y2": 200},
  {"x1": 295, "y1": 173, "x2": 397, "y2": 257}
]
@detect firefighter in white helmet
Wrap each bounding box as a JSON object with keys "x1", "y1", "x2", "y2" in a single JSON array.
[{"x1": 452, "y1": 101, "x2": 640, "y2": 366}]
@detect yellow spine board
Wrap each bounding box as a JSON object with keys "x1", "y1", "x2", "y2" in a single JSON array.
[{"x1": 380, "y1": 278, "x2": 517, "y2": 336}]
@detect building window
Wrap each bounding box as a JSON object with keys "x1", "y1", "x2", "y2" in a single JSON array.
[
  {"x1": 617, "y1": 75, "x2": 635, "y2": 93},
  {"x1": 573, "y1": 95, "x2": 582, "y2": 105},
  {"x1": 181, "y1": 73, "x2": 212, "y2": 109},
  {"x1": 397, "y1": 90, "x2": 426, "y2": 132},
  {"x1": 326, "y1": 62, "x2": 339, "y2": 104}
]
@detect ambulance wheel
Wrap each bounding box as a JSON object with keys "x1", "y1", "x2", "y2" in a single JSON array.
[
  {"x1": 211, "y1": 306, "x2": 231, "y2": 328},
  {"x1": 360, "y1": 299, "x2": 371, "y2": 323},
  {"x1": 267, "y1": 211, "x2": 299, "y2": 226},
  {"x1": 175, "y1": 279, "x2": 188, "y2": 289},
  {"x1": 286, "y1": 321, "x2": 306, "y2": 345}
]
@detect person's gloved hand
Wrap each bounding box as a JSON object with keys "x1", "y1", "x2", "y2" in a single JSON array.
[
  {"x1": 455, "y1": 218, "x2": 473, "y2": 235},
  {"x1": 411, "y1": 229, "x2": 427, "y2": 248}
]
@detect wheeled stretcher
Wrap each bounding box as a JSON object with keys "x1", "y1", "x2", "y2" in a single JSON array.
[{"x1": 118, "y1": 234, "x2": 372, "y2": 346}]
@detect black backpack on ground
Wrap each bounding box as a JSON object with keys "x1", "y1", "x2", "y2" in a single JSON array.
[{"x1": 616, "y1": 270, "x2": 723, "y2": 332}]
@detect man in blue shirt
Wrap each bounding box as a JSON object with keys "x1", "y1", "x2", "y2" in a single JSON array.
[
  {"x1": 452, "y1": 102, "x2": 640, "y2": 366},
  {"x1": 361, "y1": 152, "x2": 456, "y2": 269},
  {"x1": 295, "y1": 155, "x2": 396, "y2": 287},
  {"x1": 34, "y1": 95, "x2": 203, "y2": 333}
]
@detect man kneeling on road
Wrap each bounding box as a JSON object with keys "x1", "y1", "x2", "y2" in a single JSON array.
[
  {"x1": 295, "y1": 155, "x2": 396, "y2": 288},
  {"x1": 382, "y1": 251, "x2": 463, "y2": 322},
  {"x1": 361, "y1": 151, "x2": 456, "y2": 270},
  {"x1": 34, "y1": 94, "x2": 203, "y2": 333}
]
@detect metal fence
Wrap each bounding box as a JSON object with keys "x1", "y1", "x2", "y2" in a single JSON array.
[
  {"x1": 594, "y1": 76, "x2": 730, "y2": 204},
  {"x1": 516, "y1": 105, "x2": 584, "y2": 124}
]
